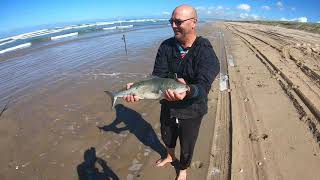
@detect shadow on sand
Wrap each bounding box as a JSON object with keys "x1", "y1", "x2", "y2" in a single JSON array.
[
  {"x1": 97, "y1": 104, "x2": 166, "y2": 159},
  {"x1": 77, "y1": 147, "x2": 119, "y2": 180}
]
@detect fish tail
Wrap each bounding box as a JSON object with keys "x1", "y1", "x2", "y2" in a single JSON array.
[{"x1": 104, "y1": 91, "x2": 117, "y2": 109}]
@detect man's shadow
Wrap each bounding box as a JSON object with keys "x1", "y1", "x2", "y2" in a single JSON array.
[
  {"x1": 97, "y1": 104, "x2": 166, "y2": 159},
  {"x1": 77, "y1": 147, "x2": 119, "y2": 180}
]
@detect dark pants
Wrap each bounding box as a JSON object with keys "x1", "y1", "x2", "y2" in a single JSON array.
[{"x1": 160, "y1": 110, "x2": 203, "y2": 170}]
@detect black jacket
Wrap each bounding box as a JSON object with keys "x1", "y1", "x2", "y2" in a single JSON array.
[{"x1": 152, "y1": 36, "x2": 220, "y2": 119}]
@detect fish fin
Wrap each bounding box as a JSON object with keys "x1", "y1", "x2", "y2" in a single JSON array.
[
  {"x1": 104, "y1": 91, "x2": 117, "y2": 109},
  {"x1": 158, "y1": 90, "x2": 165, "y2": 99},
  {"x1": 143, "y1": 76, "x2": 158, "y2": 81},
  {"x1": 173, "y1": 73, "x2": 178, "y2": 80},
  {"x1": 136, "y1": 95, "x2": 144, "y2": 99}
]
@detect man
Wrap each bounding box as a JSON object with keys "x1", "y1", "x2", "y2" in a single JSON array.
[{"x1": 124, "y1": 4, "x2": 220, "y2": 180}]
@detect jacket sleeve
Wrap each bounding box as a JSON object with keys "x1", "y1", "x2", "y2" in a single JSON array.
[
  {"x1": 188, "y1": 43, "x2": 220, "y2": 99},
  {"x1": 152, "y1": 42, "x2": 169, "y2": 78}
]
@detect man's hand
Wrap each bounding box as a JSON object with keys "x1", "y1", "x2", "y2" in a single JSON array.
[
  {"x1": 164, "y1": 78, "x2": 190, "y2": 101},
  {"x1": 123, "y1": 83, "x2": 141, "y2": 103}
]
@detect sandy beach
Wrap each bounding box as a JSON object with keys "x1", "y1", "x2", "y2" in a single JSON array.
[
  {"x1": 0, "y1": 22, "x2": 320, "y2": 180},
  {"x1": 0, "y1": 26, "x2": 174, "y2": 179}
]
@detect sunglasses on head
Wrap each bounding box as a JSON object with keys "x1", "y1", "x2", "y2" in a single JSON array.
[{"x1": 169, "y1": 17, "x2": 195, "y2": 26}]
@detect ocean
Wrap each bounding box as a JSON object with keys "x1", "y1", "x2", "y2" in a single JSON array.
[
  {"x1": 0, "y1": 19, "x2": 170, "y2": 54},
  {"x1": 0, "y1": 18, "x2": 174, "y2": 106}
]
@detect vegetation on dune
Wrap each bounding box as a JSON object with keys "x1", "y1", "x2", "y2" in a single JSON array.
[{"x1": 230, "y1": 20, "x2": 320, "y2": 34}]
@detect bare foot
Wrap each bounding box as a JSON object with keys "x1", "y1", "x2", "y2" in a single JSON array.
[
  {"x1": 176, "y1": 169, "x2": 187, "y2": 180},
  {"x1": 155, "y1": 157, "x2": 173, "y2": 167}
]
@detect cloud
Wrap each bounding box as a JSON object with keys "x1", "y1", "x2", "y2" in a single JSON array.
[
  {"x1": 290, "y1": 7, "x2": 296, "y2": 11},
  {"x1": 276, "y1": 1, "x2": 283, "y2": 7},
  {"x1": 162, "y1": 11, "x2": 170, "y2": 16},
  {"x1": 239, "y1": 13, "x2": 248, "y2": 19},
  {"x1": 196, "y1": 6, "x2": 228, "y2": 16},
  {"x1": 293, "y1": 17, "x2": 308, "y2": 22},
  {"x1": 280, "y1": 17, "x2": 288, "y2": 21},
  {"x1": 237, "y1": 4, "x2": 251, "y2": 11},
  {"x1": 280, "y1": 17, "x2": 308, "y2": 22},
  {"x1": 276, "y1": 1, "x2": 284, "y2": 10},
  {"x1": 317, "y1": 21, "x2": 320, "y2": 24},
  {"x1": 217, "y1": 6, "x2": 223, "y2": 10},
  {"x1": 196, "y1": 6, "x2": 211, "y2": 15},
  {"x1": 261, "y1": 6, "x2": 271, "y2": 10},
  {"x1": 195, "y1": 6, "x2": 206, "y2": 11},
  {"x1": 251, "y1": 14, "x2": 260, "y2": 20},
  {"x1": 194, "y1": 5, "x2": 261, "y2": 21},
  {"x1": 239, "y1": 13, "x2": 260, "y2": 20}
]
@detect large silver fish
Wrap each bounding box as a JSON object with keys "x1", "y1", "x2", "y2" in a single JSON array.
[{"x1": 105, "y1": 77, "x2": 189, "y2": 108}]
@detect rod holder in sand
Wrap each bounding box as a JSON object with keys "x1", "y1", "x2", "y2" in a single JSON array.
[{"x1": 122, "y1": 34, "x2": 128, "y2": 56}]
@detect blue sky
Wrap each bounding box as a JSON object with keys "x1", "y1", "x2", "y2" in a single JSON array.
[{"x1": 1, "y1": 0, "x2": 319, "y2": 33}]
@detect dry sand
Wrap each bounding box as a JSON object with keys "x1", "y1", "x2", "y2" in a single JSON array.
[{"x1": 223, "y1": 22, "x2": 320, "y2": 180}]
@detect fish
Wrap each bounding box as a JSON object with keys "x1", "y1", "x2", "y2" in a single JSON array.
[{"x1": 105, "y1": 77, "x2": 189, "y2": 108}]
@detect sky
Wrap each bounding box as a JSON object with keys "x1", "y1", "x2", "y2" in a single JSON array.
[{"x1": 1, "y1": 0, "x2": 319, "y2": 34}]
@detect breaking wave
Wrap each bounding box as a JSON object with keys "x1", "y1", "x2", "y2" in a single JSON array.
[{"x1": 0, "y1": 18, "x2": 168, "y2": 55}]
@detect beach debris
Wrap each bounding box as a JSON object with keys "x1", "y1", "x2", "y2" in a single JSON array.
[
  {"x1": 227, "y1": 54, "x2": 235, "y2": 67},
  {"x1": 249, "y1": 132, "x2": 268, "y2": 141},
  {"x1": 239, "y1": 168, "x2": 244, "y2": 173},
  {"x1": 244, "y1": 98, "x2": 249, "y2": 102},
  {"x1": 39, "y1": 153, "x2": 47, "y2": 157},
  {"x1": 15, "y1": 166, "x2": 19, "y2": 170},
  {"x1": 289, "y1": 146, "x2": 295, "y2": 150},
  {"x1": 257, "y1": 162, "x2": 263, "y2": 166},
  {"x1": 211, "y1": 167, "x2": 221, "y2": 176},
  {"x1": 105, "y1": 77, "x2": 188, "y2": 109},
  {"x1": 219, "y1": 74, "x2": 229, "y2": 91},
  {"x1": 261, "y1": 134, "x2": 268, "y2": 140},
  {"x1": 22, "y1": 162, "x2": 31, "y2": 168},
  {"x1": 49, "y1": 161, "x2": 57, "y2": 165},
  {"x1": 256, "y1": 81, "x2": 266, "y2": 88}
]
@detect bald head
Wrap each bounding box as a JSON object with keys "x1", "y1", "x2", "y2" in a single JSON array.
[
  {"x1": 170, "y1": 5, "x2": 198, "y2": 45},
  {"x1": 172, "y1": 5, "x2": 198, "y2": 20}
]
